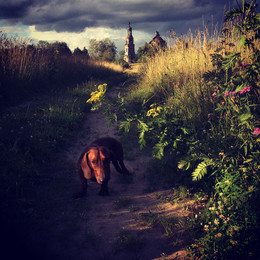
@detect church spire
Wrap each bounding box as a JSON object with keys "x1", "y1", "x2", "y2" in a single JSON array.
[{"x1": 124, "y1": 22, "x2": 135, "y2": 63}]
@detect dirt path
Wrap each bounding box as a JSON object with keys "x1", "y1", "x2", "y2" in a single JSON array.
[
  {"x1": 21, "y1": 82, "x2": 192, "y2": 260},
  {"x1": 58, "y1": 83, "x2": 191, "y2": 260}
]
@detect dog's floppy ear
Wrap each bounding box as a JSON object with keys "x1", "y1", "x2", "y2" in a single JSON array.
[{"x1": 80, "y1": 152, "x2": 92, "y2": 179}]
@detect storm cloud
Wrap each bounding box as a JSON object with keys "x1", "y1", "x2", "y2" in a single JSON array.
[{"x1": 0, "y1": 0, "x2": 235, "y2": 35}]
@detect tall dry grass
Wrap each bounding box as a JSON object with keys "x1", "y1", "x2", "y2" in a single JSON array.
[
  {"x1": 129, "y1": 21, "x2": 255, "y2": 124},
  {"x1": 0, "y1": 33, "x2": 123, "y2": 107}
]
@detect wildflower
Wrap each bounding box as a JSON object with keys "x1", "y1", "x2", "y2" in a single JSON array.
[
  {"x1": 204, "y1": 225, "x2": 209, "y2": 232},
  {"x1": 146, "y1": 104, "x2": 162, "y2": 117},
  {"x1": 86, "y1": 84, "x2": 107, "y2": 104},
  {"x1": 234, "y1": 226, "x2": 239, "y2": 231},
  {"x1": 214, "y1": 219, "x2": 219, "y2": 225},
  {"x1": 230, "y1": 240, "x2": 238, "y2": 245},
  {"x1": 248, "y1": 186, "x2": 254, "y2": 192},
  {"x1": 239, "y1": 86, "x2": 251, "y2": 94},
  {"x1": 224, "y1": 91, "x2": 230, "y2": 97},
  {"x1": 219, "y1": 214, "x2": 224, "y2": 219},
  {"x1": 211, "y1": 92, "x2": 217, "y2": 99},
  {"x1": 242, "y1": 63, "x2": 248, "y2": 68},
  {"x1": 253, "y1": 128, "x2": 260, "y2": 136},
  {"x1": 219, "y1": 152, "x2": 226, "y2": 158},
  {"x1": 215, "y1": 233, "x2": 222, "y2": 238}
]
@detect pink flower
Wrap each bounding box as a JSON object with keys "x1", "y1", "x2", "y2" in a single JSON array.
[
  {"x1": 253, "y1": 128, "x2": 260, "y2": 136},
  {"x1": 242, "y1": 63, "x2": 249, "y2": 68},
  {"x1": 239, "y1": 86, "x2": 251, "y2": 94},
  {"x1": 224, "y1": 91, "x2": 237, "y2": 96},
  {"x1": 224, "y1": 91, "x2": 230, "y2": 97}
]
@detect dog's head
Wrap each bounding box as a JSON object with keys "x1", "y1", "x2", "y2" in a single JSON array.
[{"x1": 80, "y1": 146, "x2": 111, "y2": 184}]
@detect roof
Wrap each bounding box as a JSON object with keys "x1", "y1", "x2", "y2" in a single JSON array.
[{"x1": 149, "y1": 31, "x2": 166, "y2": 48}]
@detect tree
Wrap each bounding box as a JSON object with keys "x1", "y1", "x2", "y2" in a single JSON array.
[
  {"x1": 73, "y1": 47, "x2": 89, "y2": 58},
  {"x1": 135, "y1": 42, "x2": 154, "y2": 62},
  {"x1": 89, "y1": 38, "x2": 117, "y2": 62},
  {"x1": 50, "y1": 41, "x2": 72, "y2": 56},
  {"x1": 37, "y1": 41, "x2": 72, "y2": 56}
]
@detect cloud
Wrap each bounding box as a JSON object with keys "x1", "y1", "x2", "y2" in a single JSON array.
[
  {"x1": 0, "y1": 0, "x2": 238, "y2": 51},
  {"x1": 28, "y1": 25, "x2": 151, "y2": 51},
  {"x1": 0, "y1": 0, "x2": 231, "y2": 35}
]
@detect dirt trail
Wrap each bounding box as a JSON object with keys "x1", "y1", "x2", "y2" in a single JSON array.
[
  {"x1": 21, "y1": 82, "x2": 192, "y2": 260},
  {"x1": 56, "y1": 83, "x2": 190, "y2": 260}
]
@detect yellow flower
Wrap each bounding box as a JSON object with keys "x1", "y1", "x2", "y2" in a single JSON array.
[
  {"x1": 86, "y1": 83, "x2": 107, "y2": 104},
  {"x1": 98, "y1": 83, "x2": 107, "y2": 92},
  {"x1": 204, "y1": 225, "x2": 209, "y2": 232},
  {"x1": 214, "y1": 219, "x2": 219, "y2": 225},
  {"x1": 215, "y1": 233, "x2": 222, "y2": 238},
  {"x1": 230, "y1": 240, "x2": 238, "y2": 245},
  {"x1": 146, "y1": 104, "x2": 163, "y2": 117}
]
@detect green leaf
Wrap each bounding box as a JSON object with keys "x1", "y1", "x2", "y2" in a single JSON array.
[
  {"x1": 238, "y1": 35, "x2": 247, "y2": 48},
  {"x1": 238, "y1": 112, "x2": 252, "y2": 122},
  {"x1": 255, "y1": 13, "x2": 260, "y2": 22},
  {"x1": 119, "y1": 119, "x2": 133, "y2": 133},
  {"x1": 222, "y1": 52, "x2": 240, "y2": 69},
  {"x1": 139, "y1": 131, "x2": 146, "y2": 150},
  {"x1": 152, "y1": 142, "x2": 165, "y2": 159},
  {"x1": 192, "y1": 160, "x2": 213, "y2": 181},
  {"x1": 178, "y1": 160, "x2": 191, "y2": 171}
]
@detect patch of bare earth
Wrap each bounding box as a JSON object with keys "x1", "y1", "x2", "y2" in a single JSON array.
[{"x1": 59, "y1": 84, "x2": 193, "y2": 260}]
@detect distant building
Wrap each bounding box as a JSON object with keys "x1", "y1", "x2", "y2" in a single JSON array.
[
  {"x1": 149, "y1": 31, "x2": 167, "y2": 49},
  {"x1": 124, "y1": 22, "x2": 135, "y2": 63}
]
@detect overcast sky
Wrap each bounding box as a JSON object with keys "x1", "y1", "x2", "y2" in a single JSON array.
[{"x1": 0, "y1": 0, "x2": 237, "y2": 51}]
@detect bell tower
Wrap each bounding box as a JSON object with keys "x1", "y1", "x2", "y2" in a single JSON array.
[{"x1": 124, "y1": 22, "x2": 135, "y2": 63}]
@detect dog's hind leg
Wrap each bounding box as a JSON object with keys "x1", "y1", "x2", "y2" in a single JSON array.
[
  {"x1": 112, "y1": 159, "x2": 123, "y2": 173},
  {"x1": 118, "y1": 160, "x2": 129, "y2": 174}
]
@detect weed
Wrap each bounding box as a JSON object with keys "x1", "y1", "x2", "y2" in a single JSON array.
[{"x1": 136, "y1": 210, "x2": 160, "y2": 227}]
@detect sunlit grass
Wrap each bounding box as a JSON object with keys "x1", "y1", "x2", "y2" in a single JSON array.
[
  {"x1": 0, "y1": 33, "x2": 124, "y2": 106},
  {"x1": 127, "y1": 21, "x2": 258, "y2": 125}
]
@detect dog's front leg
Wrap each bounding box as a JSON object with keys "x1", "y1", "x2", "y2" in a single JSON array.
[{"x1": 99, "y1": 181, "x2": 109, "y2": 196}]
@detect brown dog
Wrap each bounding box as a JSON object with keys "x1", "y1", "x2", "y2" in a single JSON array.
[{"x1": 74, "y1": 137, "x2": 129, "y2": 197}]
